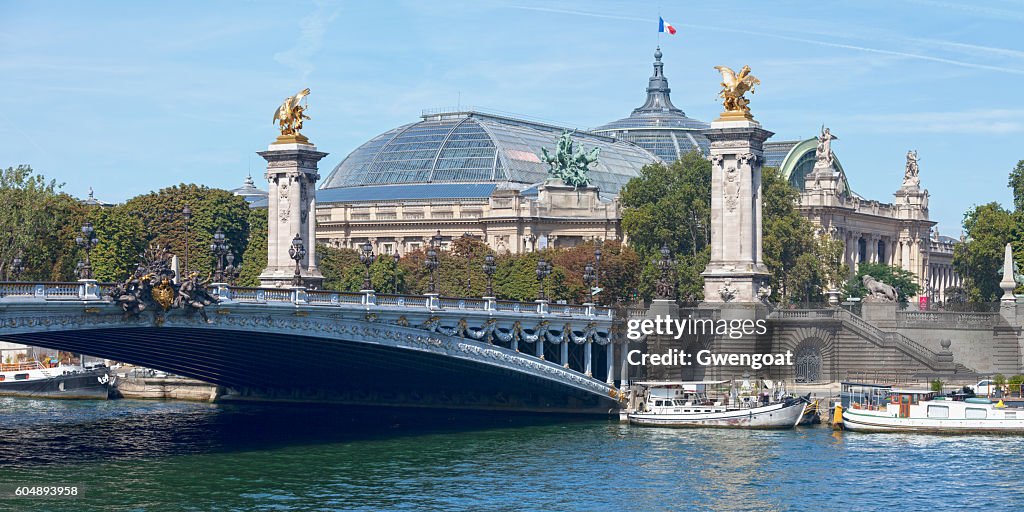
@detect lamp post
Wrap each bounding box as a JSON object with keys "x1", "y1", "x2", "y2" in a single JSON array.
[
  {"x1": 359, "y1": 241, "x2": 375, "y2": 290},
  {"x1": 288, "y1": 233, "x2": 305, "y2": 287},
  {"x1": 75, "y1": 221, "x2": 99, "y2": 280},
  {"x1": 392, "y1": 252, "x2": 401, "y2": 293},
  {"x1": 9, "y1": 250, "x2": 24, "y2": 280},
  {"x1": 593, "y1": 246, "x2": 602, "y2": 304},
  {"x1": 536, "y1": 259, "x2": 552, "y2": 302},
  {"x1": 210, "y1": 227, "x2": 229, "y2": 282},
  {"x1": 583, "y1": 261, "x2": 596, "y2": 302},
  {"x1": 75, "y1": 260, "x2": 85, "y2": 280},
  {"x1": 182, "y1": 204, "x2": 192, "y2": 276},
  {"x1": 425, "y1": 237, "x2": 440, "y2": 295},
  {"x1": 462, "y1": 232, "x2": 475, "y2": 295},
  {"x1": 656, "y1": 243, "x2": 676, "y2": 300},
  {"x1": 483, "y1": 253, "x2": 496, "y2": 298},
  {"x1": 224, "y1": 251, "x2": 239, "y2": 285}
]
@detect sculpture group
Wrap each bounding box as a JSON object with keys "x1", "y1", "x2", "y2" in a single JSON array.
[
  {"x1": 714, "y1": 65, "x2": 760, "y2": 117},
  {"x1": 109, "y1": 246, "x2": 218, "y2": 324},
  {"x1": 540, "y1": 131, "x2": 600, "y2": 189},
  {"x1": 273, "y1": 88, "x2": 311, "y2": 140}
]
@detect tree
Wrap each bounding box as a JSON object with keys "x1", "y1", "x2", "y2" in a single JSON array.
[
  {"x1": 236, "y1": 208, "x2": 268, "y2": 287},
  {"x1": 87, "y1": 206, "x2": 146, "y2": 282},
  {"x1": 844, "y1": 262, "x2": 921, "y2": 305},
  {"x1": 0, "y1": 165, "x2": 86, "y2": 281},
  {"x1": 953, "y1": 202, "x2": 1016, "y2": 302},
  {"x1": 1009, "y1": 160, "x2": 1024, "y2": 212},
  {"x1": 621, "y1": 151, "x2": 710, "y2": 259}
]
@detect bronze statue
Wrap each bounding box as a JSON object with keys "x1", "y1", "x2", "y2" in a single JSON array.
[
  {"x1": 539, "y1": 131, "x2": 600, "y2": 189},
  {"x1": 107, "y1": 242, "x2": 218, "y2": 325},
  {"x1": 177, "y1": 271, "x2": 216, "y2": 323},
  {"x1": 714, "y1": 65, "x2": 760, "y2": 118},
  {"x1": 273, "y1": 88, "x2": 311, "y2": 141}
]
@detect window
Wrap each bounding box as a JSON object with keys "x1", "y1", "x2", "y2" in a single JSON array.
[
  {"x1": 14, "y1": 373, "x2": 29, "y2": 381},
  {"x1": 927, "y1": 405, "x2": 949, "y2": 418},
  {"x1": 0, "y1": 375, "x2": 4, "y2": 381},
  {"x1": 1006, "y1": 412, "x2": 1017, "y2": 419},
  {"x1": 965, "y1": 408, "x2": 987, "y2": 419}
]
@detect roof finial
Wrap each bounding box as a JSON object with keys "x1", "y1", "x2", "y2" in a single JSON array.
[
  {"x1": 88, "y1": 186, "x2": 94, "y2": 199},
  {"x1": 633, "y1": 47, "x2": 681, "y2": 114}
]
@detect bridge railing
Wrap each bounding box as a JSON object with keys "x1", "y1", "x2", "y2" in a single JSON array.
[{"x1": 0, "y1": 281, "x2": 104, "y2": 300}]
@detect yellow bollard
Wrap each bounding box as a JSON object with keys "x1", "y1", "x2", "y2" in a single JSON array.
[{"x1": 832, "y1": 404, "x2": 844, "y2": 430}]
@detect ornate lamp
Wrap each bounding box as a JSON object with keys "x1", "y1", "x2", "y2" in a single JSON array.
[
  {"x1": 392, "y1": 252, "x2": 401, "y2": 293},
  {"x1": 224, "y1": 251, "x2": 239, "y2": 285},
  {"x1": 210, "y1": 227, "x2": 230, "y2": 282},
  {"x1": 483, "y1": 253, "x2": 496, "y2": 298},
  {"x1": 425, "y1": 231, "x2": 442, "y2": 294},
  {"x1": 536, "y1": 259, "x2": 552, "y2": 301},
  {"x1": 359, "y1": 241, "x2": 375, "y2": 290},
  {"x1": 593, "y1": 246, "x2": 603, "y2": 304},
  {"x1": 462, "y1": 232, "x2": 474, "y2": 294},
  {"x1": 288, "y1": 234, "x2": 306, "y2": 287},
  {"x1": 75, "y1": 221, "x2": 99, "y2": 280},
  {"x1": 656, "y1": 243, "x2": 676, "y2": 300},
  {"x1": 10, "y1": 250, "x2": 24, "y2": 280},
  {"x1": 583, "y1": 261, "x2": 596, "y2": 301}
]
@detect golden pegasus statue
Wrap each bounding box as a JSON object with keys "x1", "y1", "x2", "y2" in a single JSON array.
[
  {"x1": 714, "y1": 65, "x2": 760, "y2": 119},
  {"x1": 272, "y1": 88, "x2": 311, "y2": 143}
]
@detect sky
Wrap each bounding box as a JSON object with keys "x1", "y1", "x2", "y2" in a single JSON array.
[{"x1": 3, "y1": 0, "x2": 1024, "y2": 232}]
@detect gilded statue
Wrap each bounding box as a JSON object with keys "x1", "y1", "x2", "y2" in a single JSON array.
[
  {"x1": 273, "y1": 88, "x2": 311, "y2": 143},
  {"x1": 540, "y1": 131, "x2": 600, "y2": 189},
  {"x1": 714, "y1": 65, "x2": 760, "y2": 119}
]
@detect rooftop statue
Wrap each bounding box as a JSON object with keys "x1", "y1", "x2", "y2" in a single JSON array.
[
  {"x1": 540, "y1": 131, "x2": 600, "y2": 189},
  {"x1": 714, "y1": 65, "x2": 760, "y2": 119},
  {"x1": 273, "y1": 88, "x2": 311, "y2": 143},
  {"x1": 903, "y1": 150, "x2": 920, "y2": 188},
  {"x1": 815, "y1": 126, "x2": 838, "y2": 170}
]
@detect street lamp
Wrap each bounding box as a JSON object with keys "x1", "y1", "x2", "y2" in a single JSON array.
[
  {"x1": 583, "y1": 261, "x2": 596, "y2": 301},
  {"x1": 359, "y1": 241, "x2": 375, "y2": 290},
  {"x1": 210, "y1": 227, "x2": 230, "y2": 282},
  {"x1": 656, "y1": 243, "x2": 675, "y2": 300},
  {"x1": 425, "y1": 231, "x2": 442, "y2": 294},
  {"x1": 593, "y1": 246, "x2": 603, "y2": 304},
  {"x1": 10, "y1": 250, "x2": 25, "y2": 280},
  {"x1": 392, "y1": 252, "x2": 401, "y2": 293},
  {"x1": 462, "y1": 232, "x2": 474, "y2": 294},
  {"x1": 75, "y1": 221, "x2": 99, "y2": 280},
  {"x1": 483, "y1": 253, "x2": 496, "y2": 298},
  {"x1": 224, "y1": 251, "x2": 239, "y2": 285},
  {"x1": 288, "y1": 234, "x2": 305, "y2": 287},
  {"x1": 536, "y1": 259, "x2": 552, "y2": 301},
  {"x1": 75, "y1": 260, "x2": 85, "y2": 280},
  {"x1": 182, "y1": 205, "x2": 192, "y2": 276}
]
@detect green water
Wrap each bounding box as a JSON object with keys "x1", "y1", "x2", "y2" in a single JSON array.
[{"x1": 1, "y1": 398, "x2": 1022, "y2": 511}]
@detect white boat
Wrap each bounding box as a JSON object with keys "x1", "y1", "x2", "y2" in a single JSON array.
[
  {"x1": 628, "y1": 380, "x2": 807, "y2": 429},
  {"x1": 0, "y1": 360, "x2": 111, "y2": 399},
  {"x1": 839, "y1": 387, "x2": 1024, "y2": 434}
]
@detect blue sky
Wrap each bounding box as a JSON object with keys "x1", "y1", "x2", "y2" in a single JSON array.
[{"x1": 3, "y1": 0, "x2": 1023, "y2": 232}]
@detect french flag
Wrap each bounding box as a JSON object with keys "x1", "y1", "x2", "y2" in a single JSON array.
[{"x1": 659, "y1": 17, "x2": 677, "y2": 35}]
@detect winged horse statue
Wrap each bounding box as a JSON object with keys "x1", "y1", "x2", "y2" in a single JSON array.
[
  {"x1": 713, "y1": 65, "x2": 760, "y2": 116},
  {"x1": 273, "y1": 88, "x2": 311, "y2": 137}
]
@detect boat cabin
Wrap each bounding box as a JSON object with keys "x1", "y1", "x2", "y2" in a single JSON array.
[{"x1": 840, "y1": 382, "x2": 892, "y2": 410}]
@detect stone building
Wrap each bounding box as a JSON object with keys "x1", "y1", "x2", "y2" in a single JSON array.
[{"x1": 234, "y1": 47, "x2": 960, "y2": 301}]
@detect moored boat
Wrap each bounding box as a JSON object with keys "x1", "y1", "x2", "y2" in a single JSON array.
[
  {"x1": 839, "y1": 387, "x2": 1024, "y2": 434},
  {"x1": 628, "y1": 381, "x2": 807, "y2": 429},
  {"x1": 0, "y1": 361, "x2": 112, "y2": 399}
]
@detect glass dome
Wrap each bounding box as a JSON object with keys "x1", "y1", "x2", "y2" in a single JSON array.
[
  {"x1": 591, "y1": 47, "x2": 710, "y2": 161},
  {"x1": 321, "y1": 110, "x2": 661, "y2": 196}
]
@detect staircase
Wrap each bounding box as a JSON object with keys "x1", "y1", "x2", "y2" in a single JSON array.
[{"x1": 837, "y1": 309, "x2": 972, "y2": 374}]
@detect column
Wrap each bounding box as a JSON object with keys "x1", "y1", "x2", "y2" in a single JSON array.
[
  {"x1": 606, "y1": 342, "x2": 615, "y2": 385},
  {"x1": 585, "y1": 340, "x2": 593, "y2": 377},
  {"x1": 560, "y1": 339, "x2": 569, "y2": 368},
  {"x1": 535, "y1": 337, "x2": 544, "y2": 360}
]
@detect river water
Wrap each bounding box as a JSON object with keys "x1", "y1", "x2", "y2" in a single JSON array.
[{"x1": 1, "y1": 398, "x2": 1022, "y2": 511}]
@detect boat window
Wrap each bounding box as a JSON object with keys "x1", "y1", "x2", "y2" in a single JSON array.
[
  {"x1": 965, "y1": 408, "x2": 987, "y2": 419},
  {"x1": 674, "y1": 400, "x2": 687, "y2": 406},
  {"x1": 0, "y1": 375, "x2": 4, "y2": 381},
  {"x1": 927, "y1": 405, "x2": 949, "y2": 419},
  {"x1": 1006, "y1": 412, "x2": 1017, "y2": 419},
  {"x1": 14, "y1": 373, "x2": 29, "y2": 380}
]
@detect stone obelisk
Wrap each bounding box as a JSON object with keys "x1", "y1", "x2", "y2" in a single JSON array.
[
  {"x1": 702, "y1": 65, "x2": 772, "y2": 303},
  {"x1": 258, "y1": 89, "x2": 326, "y2": 289}
]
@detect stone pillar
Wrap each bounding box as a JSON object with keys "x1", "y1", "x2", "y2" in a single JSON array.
[
  {"x1": 560, "y1": 339, "x2": 569, "y2": 368},
  {"x1": 701, "y1": 119, "x2": 773, "y2": 302},
  {"x1": 584, "y1": 340, "x2": 593, "y2": 377},
  {"x1": 606, "y1": 342, "x2": 615, "y2": 385},
  {"x1": 258, "y1": 141, "x2": 327, "y2": 289}
]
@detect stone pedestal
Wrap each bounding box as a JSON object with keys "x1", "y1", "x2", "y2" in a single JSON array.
[
  {"x1": 258, "y1": 142, "x2": 328, "y2": 289},
  {"x1": 701, "y1": 118, "x2": 773, "y2": 303}
]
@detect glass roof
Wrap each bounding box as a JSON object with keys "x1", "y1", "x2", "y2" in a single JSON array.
[
  {"x1": 591, "y1": 47, "x2": 710, "y2": 162},
  {"x1": 322, "y1": 111, "x2": 660, "y2": 195}
]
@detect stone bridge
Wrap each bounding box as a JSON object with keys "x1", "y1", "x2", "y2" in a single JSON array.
[{"x1": 0, "y1": 281, "x2": 625, "y2": 414}]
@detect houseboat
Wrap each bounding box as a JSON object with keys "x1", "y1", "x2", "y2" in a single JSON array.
[
  {"x1": 0, "y1": 360, "x2": 112, "y2": 399},
  {"x1": 838, "y1": 387, "x2": 1024, "y2": 434},
  {"x1": 628, "y1": 381, "x2": 807, "y2": 429}
]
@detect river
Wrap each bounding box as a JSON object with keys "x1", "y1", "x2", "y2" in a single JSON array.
[{"x1": 0, "y1": 398, "x2": 1022, "y2": 511}]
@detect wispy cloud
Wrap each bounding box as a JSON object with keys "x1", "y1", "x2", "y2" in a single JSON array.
[
  {"x1": 900, "y1": 0, "x2": 1024, "y2": 22},
  {"x1": 507, "y1": 4, "x2": 1024, "y2": 75},
  {"x1": 850, "y1": 109, "x2": 1024, "y2": 134},
  {"x1": 273, "y1": 0, "x2": 340, "y2": 80}
]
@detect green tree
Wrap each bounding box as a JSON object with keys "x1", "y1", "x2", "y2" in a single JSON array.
[
  {"x1": 844, "y1": 261, "x2": 921, "y2": 305},
  {"x1": 1009, "y1": 160, "x2": 1024, "y2": 212},
  {"x1": 621, "y1": 151, "x2": 710, "y2": 259},
  {"x1": 236, "y1": 208, "x2": 268, "y2": 287},
  {"x1": 0, "y1": 165, "x2": 86, "y2": 281},
  {"x1": 87, "y1": 205, "x2": 146, "y2": 282},
  {"x1": 953, "y1": 202, "x2": 1015, "y2": 302}
]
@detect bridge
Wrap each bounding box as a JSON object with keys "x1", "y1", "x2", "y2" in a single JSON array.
[{"x1": 0, "y1": 280, "x2": 625, "y2": 414}]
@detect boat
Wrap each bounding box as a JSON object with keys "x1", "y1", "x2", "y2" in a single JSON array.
[
  {"x1": 837, "y1": 386, "x2": 1024, "y2": 434},
  {"x1": 627, "y1": 380, "x2": 808, "y2": 429},
  {"x1": 0, "y1": 360, "x2": 112, "y2": 399}
]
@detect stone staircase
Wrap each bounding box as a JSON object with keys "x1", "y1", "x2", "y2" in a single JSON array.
[{"x1": 837, "y1": 309, "x2": 973, "y2": 374}]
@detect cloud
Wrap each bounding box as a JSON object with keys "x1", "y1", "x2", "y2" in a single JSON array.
[
  {"x1": 850, "y1": 109, "x2": 1024, "y2": 134},
  {"x1": 273, "y1": 1, "x2": 341, "y2": 80}
]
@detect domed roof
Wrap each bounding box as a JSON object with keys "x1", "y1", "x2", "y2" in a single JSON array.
[
  {"x1": 321, "y1": 110, "x2": 661, "y2": 195},
  {"x1": 231, "y1": 175, "x2": 268, "y2": 203},
  {"x1": 591, "y1": 47, "x2": 710, "y2": 161}
]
